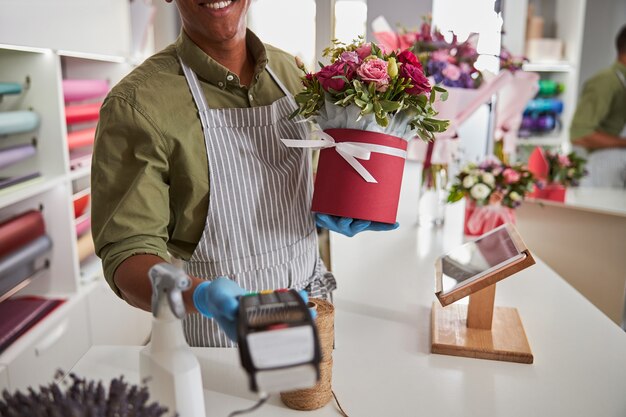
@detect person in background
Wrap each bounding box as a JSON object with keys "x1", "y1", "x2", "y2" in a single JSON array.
[
  {"x1": 91, "y1": 0, "x2": 397, "y2": 347},
  {"x1": 570, "y1": 25, "x2": 626, "y2": 188}
]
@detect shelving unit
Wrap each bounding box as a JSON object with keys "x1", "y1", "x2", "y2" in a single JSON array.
[
  {"x1": 503, "y1": 0, "x2": 587, "y2": 162},
  {"x1": 0, "y1": 1, "x2": 155, "y2": 392}
]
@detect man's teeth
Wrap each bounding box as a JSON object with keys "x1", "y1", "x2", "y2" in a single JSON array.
[{"x1": 205, "y1": 1, "x2": 232, "y2": 9}]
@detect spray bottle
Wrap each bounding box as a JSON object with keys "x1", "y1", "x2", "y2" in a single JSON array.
[{"x1": 139, "y1": 263, "x2": 206, "y2": 417}]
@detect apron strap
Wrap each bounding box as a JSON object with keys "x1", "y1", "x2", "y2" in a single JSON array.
[
  {"x1": 265, "y1": 65, "x2": 294, "y2": 100},
  {"x1": 179, "y1": 57, "x2": 211, "y2": 130}
]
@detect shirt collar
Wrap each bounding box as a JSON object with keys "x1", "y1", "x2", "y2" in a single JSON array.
[
  {"x1": 175, "y1": 29, "x2": 269, "y2": 89},
  {"x1": 614, "y1": 60, "x2": 626, "y2": 76}
]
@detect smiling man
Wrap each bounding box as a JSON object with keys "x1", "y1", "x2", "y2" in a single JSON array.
[{"x1": 92, "y1": 0, "x2": 400, "y2": 348}]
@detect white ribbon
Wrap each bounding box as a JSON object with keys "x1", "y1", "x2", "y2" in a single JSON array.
[{"x1": 281, "y1": 130, "x2": 407, "y2": 183}]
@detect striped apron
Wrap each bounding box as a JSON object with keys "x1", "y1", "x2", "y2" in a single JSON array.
[
  {"x1": 581, "y1": 69, "x2": 626, "y2": 188},
  {"x1": 179, "y1": 59, "x2": 336, "y2": 347}
]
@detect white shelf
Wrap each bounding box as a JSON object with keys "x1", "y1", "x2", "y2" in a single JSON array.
[
  {"x1": 0, "y1": 175, "x2": 65, "y2": 211},
  {"x1": 517, "y1": 136, "x2": 564, "y2": 147},
  {"x1": 80, "y1": 257, "x2": 103, "y2": 284},
  {"x1": 522, "y1": 61, "x2": 574, "y2": 72}
]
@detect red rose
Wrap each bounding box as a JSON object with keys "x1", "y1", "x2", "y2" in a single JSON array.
[
  {"x1": 396, "y1": 50, "x2": 429, "y2": 94},
  {"x1": 316, "y1": 61, "x2": 355, "y2": 92},
  {"x1": 396, "y1": 49, "x2": 422, "y2": 70}
]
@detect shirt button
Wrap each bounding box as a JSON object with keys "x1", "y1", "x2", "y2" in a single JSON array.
[
  {"x1": 218, "y1": 81, "x2": 225, "y2": 88},
  {"x1": 249, "y1": 93, "x2": 254, "y2": 101},
  {"x1": 226, "y1": 74, "x2": 234, "y2": 81}
]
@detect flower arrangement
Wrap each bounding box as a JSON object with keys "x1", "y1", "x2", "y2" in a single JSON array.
[
  {"x1": 0, "y1": 371, "x2": 171, "y2": 417},
  {"x1": 291, "y1": 37, "x2": 449, "y2": 140},
  {"x1": 499, "y1": 46, "x2": 527, "y2": 73},
  {"x1": 447, "y1": 159, "x2": 535, "y2": 209},
  {"x1": 543, "y1": 150, "x2": 587, "y2": 187}
]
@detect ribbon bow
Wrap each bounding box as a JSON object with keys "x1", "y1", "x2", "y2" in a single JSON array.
[{"x1": 281, "y1": 130, "x2": 407, "y2": 183}]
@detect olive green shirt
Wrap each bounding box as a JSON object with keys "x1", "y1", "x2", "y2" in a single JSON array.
[
  {"x1": 91, "y1": 30, "x2": 304, "y2": 295},
  {"x1": 570, "y1": 61, "x2": 626, "y2": 141}
]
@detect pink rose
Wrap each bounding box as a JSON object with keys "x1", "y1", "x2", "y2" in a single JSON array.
[
  {"x1": 442, "y1": 63, "x2": 461, "y2": 81},
  {"x1": 357, "y1": 58, "x2": 390, "y2": 92},
  {"x1": 316, "y1": 61, "x2": 355, "y2": 92},
  {"x1": 397, "y1": 50, "x2": 430, "y2": 95},
  {"x1": 558, "y1": 154, "x2": 571, "y2": 166},
  {"x1": 340, "y1": 51, "x2": 360, "y2": 64},
  {"x1": 502, "y1": 168, "x2": 521, "y2": 184},
  {"x1": 356, "y1": 43, "x2": 372, "y2": 59}
]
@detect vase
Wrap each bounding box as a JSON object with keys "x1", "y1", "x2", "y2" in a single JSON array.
[{"x1": 418, "y1": 163, "x2": 448, "y2": 226}]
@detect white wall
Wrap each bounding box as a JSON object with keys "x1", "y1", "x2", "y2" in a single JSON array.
[
  {"x1": 578, "y1": 0, "x2": 626, "y2": 91},
  {"x1": 366, "y1": 0, "x2": 432, "y2": 42}
]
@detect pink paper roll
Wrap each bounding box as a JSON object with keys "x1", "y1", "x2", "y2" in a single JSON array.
[
  {"x1": 67, "y1": 127, "x2": 96, "y2": 151},
  {"x1": 75, "y1": 216, "x2": 91, "y2": 237},
  {"x1": 65, "y1": 103, "x2": 102, "y2": 125},
  {"x1": 63, "y1": 79, "x2": 109, "y2": 103}
]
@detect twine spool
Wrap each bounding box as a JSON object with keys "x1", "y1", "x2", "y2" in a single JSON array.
[{"x1": 280, "y1": 298, "x2": 335, "y2": 410}]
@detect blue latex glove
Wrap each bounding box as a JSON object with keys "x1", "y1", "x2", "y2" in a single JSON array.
[
  {"x1": 193, "y1": 277, "x2": 315, "y2": 342},
  {"x1": 315, "y1": 213, "x2": 399, "y2": 237}
]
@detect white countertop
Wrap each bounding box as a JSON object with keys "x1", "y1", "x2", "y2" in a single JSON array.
[
  {"x1": 527, "y1": 186, "x2": 626, "y2": 217},
  {"x1": 72, "y1": 161, "x2": 626, "y2": 417}
]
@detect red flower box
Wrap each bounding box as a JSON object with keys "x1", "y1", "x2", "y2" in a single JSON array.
[
  {"x1": 311, "y1": 128, "x2": 407, "y2": 224},
  {"x1": 529, "y1": 183, "x2": 566, "y2": 202}
]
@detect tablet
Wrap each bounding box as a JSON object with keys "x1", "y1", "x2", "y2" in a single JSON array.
[{"x1": 435, "y1": 223, "x2": 534, "y2": 306}]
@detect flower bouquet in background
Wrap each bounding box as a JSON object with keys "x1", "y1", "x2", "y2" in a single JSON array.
[
  {"x1": 447, "y1": 158, "x2": 535, "y2": 236},
  {"x1": 285, "y1": 37, "x2": 449, "y2": 224},
  {"x1": 527, "y1": 146, "x2": 587, "y2": 202}
]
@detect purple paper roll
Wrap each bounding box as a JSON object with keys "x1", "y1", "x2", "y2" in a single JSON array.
[
  {"x1": 0, "y1": 172, "x2": 40, "y2": 190},
  {"x1": 63, "y1": 79, "x2": 109, "y2": 103},
  {"x1": 0, "y1": 144, "x2": 36, "y2": 170},
  {"x1": 521, "y1": 114, "x2": 556, "y2": 131}
]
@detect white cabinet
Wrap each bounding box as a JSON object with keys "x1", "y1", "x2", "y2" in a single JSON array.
[
  {"x1": 0, "y1": 1, "x2": 157, "y2": 392},
  {"x1": 1, "y1": 296, "x2": 91, "y2": 392}
]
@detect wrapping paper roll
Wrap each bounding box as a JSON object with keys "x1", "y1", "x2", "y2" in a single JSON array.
[
  {"x1": 537, "y1": 80, "x2": 565, "y2": 97},
  {"x1": 0, "y1": 83, "x2": 22, "y2": 96},
  {"x1": 77, "y1": 231, "x2": 95, "y2": 262},
  {"x1": 69, "y1": 148, "x2": 92, "y2": 170},
  {"x1": 0, "y1": 110, "x2": 40, "y2": 136},
  {"x1": 67, "y1": 127, "x2": 96, "y2": 150},
  {"x1": 524, "y1": 98, "x2": 564, "y2": 115},
  {"x1": 73, "y1": 193, "x2": 90, "y2": 218},
  {"x1": 62, "y1": 79, "x2": 109, "y2": 103},
  {"x1": 521, "y1": 114, "x2": 556, "y2": 131},
  {"x1": 0, "y1": 296, "x2": 63, "y2": 354},
  {"x1": 75, "y1": 216, "x2": 91, "y2": 236},
  {"x1": 0, "y1": 235, "x2": 52, "y2": 299},
  {"x1": 0, "y1": 210, "x2": 45, "y2": 259},
  {"x1": 65, "y1": 102, "x2": 102, "y2": 125},
  {"x1": 0, "y1": 172, "x2": 40, "y2": 190},
  {"x1": 0, "y1": 144, "x2": 37, "y2": 170}
]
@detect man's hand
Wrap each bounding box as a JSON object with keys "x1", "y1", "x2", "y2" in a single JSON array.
[{"x1": 315, "y1": 213, "x2": 399, "y2": 237}]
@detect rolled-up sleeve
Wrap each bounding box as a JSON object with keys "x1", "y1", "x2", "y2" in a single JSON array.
[
  {"x1": 570, "y1": 77, "x2": 613, "y2": 141},
  {"x1": 91, "y1": 95, "x2": 172, "y2": 297}
]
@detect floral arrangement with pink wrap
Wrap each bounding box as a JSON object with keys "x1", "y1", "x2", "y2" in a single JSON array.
[{"x1": 447, "y1": 159, "x2": 535, "y2": 236}]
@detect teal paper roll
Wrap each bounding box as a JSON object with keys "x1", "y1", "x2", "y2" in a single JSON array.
[
  {"x1": 0, "y1": 111, "x2": 40, "y2": 136},
  {"x1": 0, "y1": 83, "x2": 22, "y2": 96}
]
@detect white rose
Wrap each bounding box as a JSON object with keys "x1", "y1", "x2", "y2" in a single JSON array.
[
  {"x1": 470, "y1": 183, "x2": 491, "y2": 201},
  {"x1": 481, "y1": 172, "x2": 495, "y2": 187},
  {"x1": 509, "y1": 191, "x2": 522, "y2": 201},
  {"x1": 463, "y1": 175, "x2": 476, "y2": 188},
  {"x1": 567, "y1": 168, "x2": 575, "y2": 177}
]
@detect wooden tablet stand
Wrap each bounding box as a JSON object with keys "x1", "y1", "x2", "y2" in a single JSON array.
[{"x1": 431, "y1": 224, "x2": 535, "y2": 364}]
